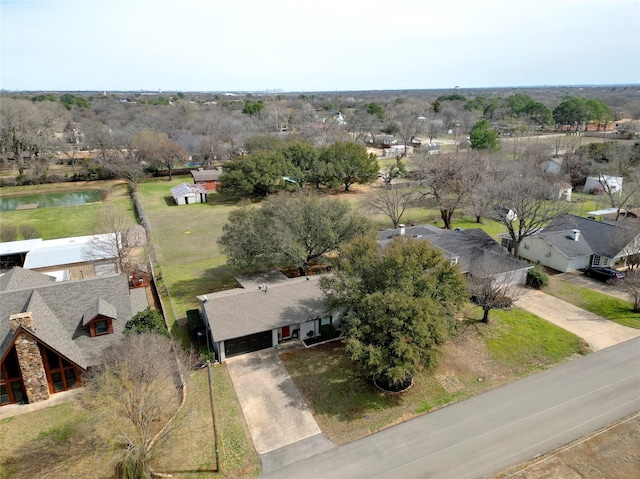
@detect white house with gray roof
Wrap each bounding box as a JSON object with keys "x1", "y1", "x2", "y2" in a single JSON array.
[
  {"x1": 0, "y1": 267, "x2": 148, "y2": 407},
  {"x1": 508, "y1": 214, "x2": 640, "y2": 272},
  {"x1": 198, "y1": 272, "x2": 337, "y2": 362}
]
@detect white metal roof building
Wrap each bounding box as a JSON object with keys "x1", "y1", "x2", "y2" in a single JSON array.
[{"x1": 22, "y1": 234, "x2": 117, "y2": 270}]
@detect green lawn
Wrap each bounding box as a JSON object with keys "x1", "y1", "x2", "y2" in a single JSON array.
[
  {"x1": 477, "y1": 307, "x2": 590, "y2": 367},
  {"x1": 545, "y1": 277, "x2": 640, "y2": 329},
  {"x1": 281, "y1": 305, "x2": 587, "y2": 445}
]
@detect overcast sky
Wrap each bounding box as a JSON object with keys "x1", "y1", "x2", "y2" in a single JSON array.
[{"x1": 1, "y1": 0, "x2": 639, "y2": 92}]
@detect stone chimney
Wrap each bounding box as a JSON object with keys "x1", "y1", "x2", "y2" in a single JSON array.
[
  {"x1": 571, "y1": 229, "x2": 580, "y2": 242},
  {"x1": 399, "y1": 224, "x2": 406, "y2": 236},
  {"x1": 10, "y1": 312, "x2": 50, "y2": 404},
  {"x1": 10, "y1": 312, "x2": 34, "y2": 333}
]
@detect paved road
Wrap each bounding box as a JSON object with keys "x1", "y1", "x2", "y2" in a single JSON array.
[{"x1": 261, "y1": 337, "x2": 640, "y2": 479}]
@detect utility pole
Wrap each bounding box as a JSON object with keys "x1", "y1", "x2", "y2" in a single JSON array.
[{"x1": 207, "y1": 361, "x2": 221, "y2": 473}]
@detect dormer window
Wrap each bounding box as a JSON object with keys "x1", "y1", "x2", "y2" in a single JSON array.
[
  {"x1": 83, "y1": 297, "x2": 117, "y2": 337},
  {"x1": 95, "y1": 320, "x2": 109, "y2": 335}
]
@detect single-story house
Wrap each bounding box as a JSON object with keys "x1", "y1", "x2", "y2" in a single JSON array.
[
  {"x1": 0, "y1": 267, "x2": 148, "y2": 407},
  {"x1": 198, "y1": 272, "x2": 338, "y2": 362},
  {"x1": 171, "y1": 183, "x2": 208, "y2": 205},
  {"x1": 583, "y1": 175, "x2": 623, "y2": 196},
  {"x1": 378, "y1": 225, "x2": 533, "y2": 286},
  {"x1": 190, "y1": 167, "x2": 223, "y2": 191},
  {"x1": 508, "y1": 214, "x2": 640, "y2": 272}
]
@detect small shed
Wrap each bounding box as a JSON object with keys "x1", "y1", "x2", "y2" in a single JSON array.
[{"x1": 171, "y1": 183, "x2": 208, "y2": 206}]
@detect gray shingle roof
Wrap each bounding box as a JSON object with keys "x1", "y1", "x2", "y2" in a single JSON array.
[
  {"x1": 544, "y1": 214, "x2": 637, "y2": 258},
  {"x1": 200, "y1": 275, "x2": 327, "y2": 342},
  {"x1": 82, "y1": 297, "x2": 118, "y2": 326},
  {"x1": 378, "y1": 226, "x2": 531, "y2": 276},
  {"x1": 536, "y1": 230, "x2": 594, "y2": 258},
  {"x1": 1, "y1": 271, "x2": 137, "y2": 369},
  {"x1": 0, "y1": 266, "x2": 55, "y2": 291}
]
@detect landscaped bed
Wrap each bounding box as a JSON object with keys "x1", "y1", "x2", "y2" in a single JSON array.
[{"x1": 280, "y1": 305, "x2": 589, "y2": 445}]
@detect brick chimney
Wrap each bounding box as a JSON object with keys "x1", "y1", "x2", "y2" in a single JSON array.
[{"x1": 9, "y1": 312, "x2": 50, "y2": 404}]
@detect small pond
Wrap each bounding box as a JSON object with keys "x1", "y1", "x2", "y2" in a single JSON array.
[{"x1": 0, "y1": 190, "x2": 106, "y2": 212}]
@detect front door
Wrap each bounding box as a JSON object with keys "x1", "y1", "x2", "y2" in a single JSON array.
[{"x1": 281, "y1": 326, "x2": 290, "y2": 338}]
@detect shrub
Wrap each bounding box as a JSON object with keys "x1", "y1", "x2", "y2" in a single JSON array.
[
  {"x1": 124, "y1": 307, "x2": 168, "y2": 336},
  {"x1": 186, "y1": 309, "x2": 204, "y2": 332},
  {"x1": 20, "y1": 224, "x2": 40, "y2": 239},
  {"x1": 527, "y1": 269, "x2": 549, "y2": 289},
  {"x1": 0, "y1": 224, "x2": 18, "y2": 242}
]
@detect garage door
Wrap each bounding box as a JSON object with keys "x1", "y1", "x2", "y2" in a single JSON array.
[{"x1": 224, "y1": 330, "x2": 273, "y2": 358}]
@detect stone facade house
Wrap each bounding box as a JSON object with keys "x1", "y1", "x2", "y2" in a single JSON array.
[{"x1": 0, "y1": 268, "x2": 148, "y2": 407}]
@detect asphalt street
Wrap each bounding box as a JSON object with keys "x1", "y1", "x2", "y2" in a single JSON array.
[{"x1": 261, "y1": 337, "x2": 640, "y2": 479}]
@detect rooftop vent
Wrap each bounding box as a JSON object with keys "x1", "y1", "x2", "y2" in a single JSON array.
[{"x1": 571, "y1": 229, "x2": 580, "y2": 242}]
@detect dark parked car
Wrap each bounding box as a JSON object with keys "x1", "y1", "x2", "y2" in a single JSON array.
[{"x1": 584, "y1": 266, "x2": 625, "y2": 284}]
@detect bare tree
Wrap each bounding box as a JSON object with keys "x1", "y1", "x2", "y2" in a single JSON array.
[
  {"x1": 156, "y1": 139, "x2": 187, "y2": 180},
  {"x1": 81, "y1": 334, "x2": 188, "y2": 478},
  {"x1": 0, "y1": 98, "x2": 64, "y2": 175},
  {"x1": 467, "y1": 259, "x2": 527, "y2": 323},
  {"x1": 413, "y1": 151, "x2": 478, "y2": 229},
  {"x1": 364, "y1": 187, "x2": 421, "y2": 228},
  {"x1": 490, "y1": 165, "x2": 568, "y2": 258},
  {"x1": 387, "y1": 105, "x2": 424, "y2": 160},
  {"x1": 89, "y1": 205, "x2": 139, "y2": 274},
  {"x1": 618, "y1": 269, "x2": 640, "y2": 312}
]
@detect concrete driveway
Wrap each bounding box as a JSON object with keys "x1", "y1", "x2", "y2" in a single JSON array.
[
  {"x1": 515, "y1": 288, "x2": 640, "y2": 351},
  {"x1": 225, "y1": 348, "x2": 322, "y2": 455}
]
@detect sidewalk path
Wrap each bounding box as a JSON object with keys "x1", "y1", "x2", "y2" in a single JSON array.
[{"x1": 515, "y1": 288, "x2": 640, "y2": 351}]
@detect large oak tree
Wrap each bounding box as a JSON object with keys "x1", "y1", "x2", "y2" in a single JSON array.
[
  {"x1": 218, "y1": 191, "x2": 374, "y2": 275},
  {"x1": 320, "y1": 237, "x2": 467, "y2": 389}
]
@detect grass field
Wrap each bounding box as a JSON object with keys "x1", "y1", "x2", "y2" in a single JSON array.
[
  {"x1": 0, "y1": 180, "x2": 133, "y2": 239},
  {"x1": 136, "y1": 178, "x2": 241, "y2": 325},
  {"x1": 280, "y1": 305, "x2": 588, "y2": 445},
  {"x1": 545, "y1": 276, "x2": 640, "y2": 329}
]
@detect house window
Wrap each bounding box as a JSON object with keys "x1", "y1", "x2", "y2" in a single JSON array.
[
  {"x1": 592, "y1": 255, "x2": 601, "y2": 266},
  {"x1": 41, "y1": 345, "x2": 79, "y2": 395},
  {"x1": 95, "y1": 320, "x2": 109, "y2": 335},
  {"x1": 1, "y1": 348, "x2": 26, "y2": 406},
  {"x1": 320, "y1": 316, "x2": 332, "y2": 326}
]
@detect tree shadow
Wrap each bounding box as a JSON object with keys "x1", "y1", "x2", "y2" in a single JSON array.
[{"x1": 280, "y1": 342, "x2": 402, "y2": 423}]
